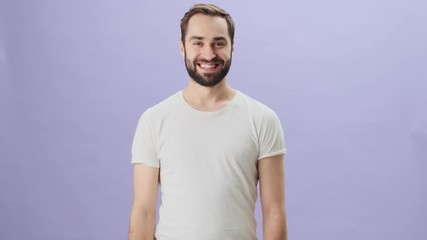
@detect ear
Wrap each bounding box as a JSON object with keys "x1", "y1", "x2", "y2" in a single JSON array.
[
  {"x1": 180, "y1": 40, "x2": 185, "y2": 57},
  {"x1": 231, "y1": 44, "x2": 234, "y2": 53}
]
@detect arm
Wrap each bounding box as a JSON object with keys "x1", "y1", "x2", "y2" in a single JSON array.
[
  {"x1": 259, "y1": 154, "x2": 287, "y2": 240},
  {"x1": 128, "y1": 163, "x2": 159, "y2": 240}
]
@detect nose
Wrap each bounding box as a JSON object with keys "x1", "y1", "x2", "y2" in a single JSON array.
[{"x1": 200, "y1": 45, "x2": 216, "y2": 61}]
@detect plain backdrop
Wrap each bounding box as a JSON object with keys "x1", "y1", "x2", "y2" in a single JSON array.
[{"x1": 1, "y1": 0, "x2": 426, "y2": 239}]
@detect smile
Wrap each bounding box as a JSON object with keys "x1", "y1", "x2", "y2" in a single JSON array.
[{"x1": 197, "y1": 63, "x2": 220, "y2": 70}]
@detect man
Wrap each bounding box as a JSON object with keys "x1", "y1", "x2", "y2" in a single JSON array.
[{"x1": 128, "y1": 4, "x2": 287, "y2": 240}]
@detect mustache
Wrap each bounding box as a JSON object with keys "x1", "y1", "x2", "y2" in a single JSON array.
[{"x1": 194, "y1": 57, "x2": 224, "y2": 64}]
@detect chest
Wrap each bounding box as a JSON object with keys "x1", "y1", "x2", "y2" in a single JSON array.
[{"x1": 156, "y1": 112, "x2": 259, "y2": 177}]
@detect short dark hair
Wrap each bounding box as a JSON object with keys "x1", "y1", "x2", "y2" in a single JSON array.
[{"x1": 180, "y1": 4, "x2": 235, "y2": 45}]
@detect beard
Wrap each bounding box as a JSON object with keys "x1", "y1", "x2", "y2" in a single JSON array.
[{"x1": 184, "y1": 51, "x2": 232, "y2": 87}]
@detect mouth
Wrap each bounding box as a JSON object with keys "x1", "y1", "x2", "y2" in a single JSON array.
[{"x1": 197, "y1": 63, "x2": 220, "y2": 72}]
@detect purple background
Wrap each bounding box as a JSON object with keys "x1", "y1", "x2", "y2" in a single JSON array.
[{"x1": 1, "y1": 0, "x2": 426, "y2": 239}]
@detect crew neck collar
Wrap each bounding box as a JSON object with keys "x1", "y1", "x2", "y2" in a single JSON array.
[{"x1": 178, "y1": 90, "x2": 240, "y2": 116}]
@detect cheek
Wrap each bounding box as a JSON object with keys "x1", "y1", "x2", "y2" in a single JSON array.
[
  {"x1": 185, "y1": 50, "x2": 198, "y2": 61},
  {"x1": 218, "y1": 49, "x2": 232, "y2": 58},
  {"x1": 217, "y1": 53, "x2": 230, "y2": 62}
]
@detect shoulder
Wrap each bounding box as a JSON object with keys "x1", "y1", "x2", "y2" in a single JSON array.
[
  {"x1": 139, "y1": 91, "x2": 182, "y2": 120},
  {"x1": 236, "y1": 91, "x2": 279, "y2": 121},
  {"x1": 135, "y1": 91, "x2": 183, "y2": 128}
]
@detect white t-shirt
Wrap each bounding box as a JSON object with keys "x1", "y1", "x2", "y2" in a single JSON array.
[{"x1": 131, "y1": 90, "x2": 286, "y2": 240}]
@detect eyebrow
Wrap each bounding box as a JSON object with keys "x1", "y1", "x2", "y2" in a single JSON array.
[
  {"x1": 213, "y1": 37, "x2": 227, "y2": 41},
  {"x1": 188, "y1": 36, "x2": 228, "y2": 41}
]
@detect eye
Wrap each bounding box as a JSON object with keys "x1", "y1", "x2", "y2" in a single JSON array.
[
  {"x1": 193, "y1": 41, "x2": 203, "y2": 46},
  {"x1": 214, "y1": 42, "x2": 226, "y2": 47}
]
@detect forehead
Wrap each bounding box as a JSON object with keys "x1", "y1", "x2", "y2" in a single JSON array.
[{"x1": 186, "y1": 14, "x2": 229, "y2": 41}]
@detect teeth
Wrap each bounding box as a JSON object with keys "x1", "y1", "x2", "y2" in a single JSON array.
[{"x1": 200, "y1": 64, "x2": 216, "y2": 69}]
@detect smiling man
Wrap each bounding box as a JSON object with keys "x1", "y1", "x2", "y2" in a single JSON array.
[{"x1": 128, "y1": 4, "x2": 287, "y2": 240}]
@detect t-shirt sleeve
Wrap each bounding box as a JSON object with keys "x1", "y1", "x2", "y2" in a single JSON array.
[
  {"x1": 258, "y1": 109, "x2": 287, "y2": 160},
  {"x1": 131, "y1": 110, "x2": 160, "y2": 168}
]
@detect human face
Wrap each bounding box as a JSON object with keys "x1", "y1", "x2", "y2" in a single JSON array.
[{"x1": 180, "y1": 14, "x2": 233, "y2": 87}]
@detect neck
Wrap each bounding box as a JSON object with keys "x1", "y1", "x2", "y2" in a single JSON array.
[{"x1": 183, "y1": 78, "x2": 236, "y2": 112}]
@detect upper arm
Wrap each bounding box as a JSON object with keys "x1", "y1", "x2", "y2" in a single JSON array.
[
  {"x1": 132, "y1": 163, "x2": 159, "y2": 212},
  {"x1": 258, "y1": 154, "x2": 285, "y2": 213}
]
